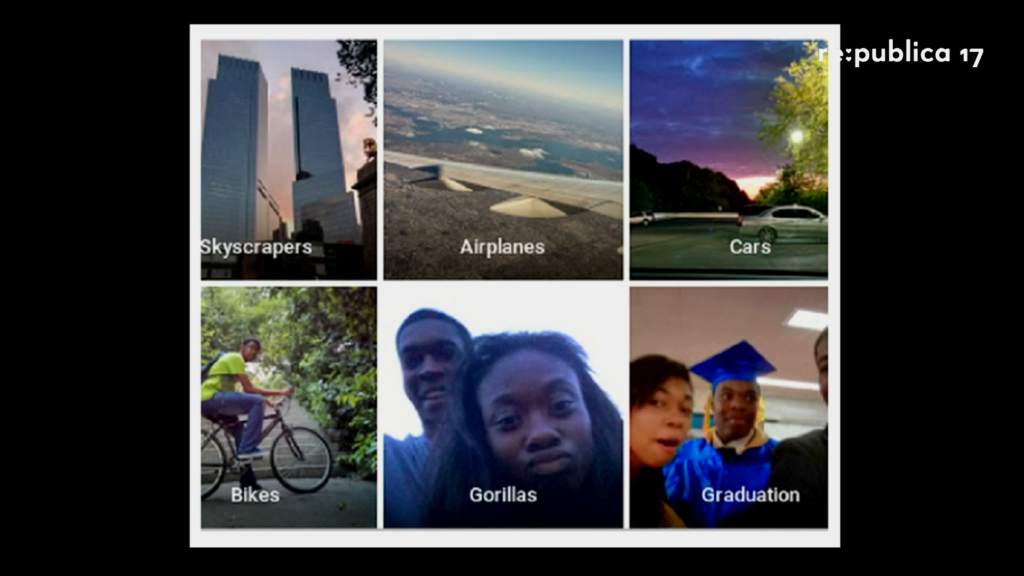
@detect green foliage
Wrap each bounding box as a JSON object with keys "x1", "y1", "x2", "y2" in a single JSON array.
[
  {"x1": 633, "y1": 179, "x2": 653, "y2": 211},
  {"x1": 200, "y1": 287, "x2": 283, "y2": 363},
  {"x1": 336, "y1": 40, "x2": 377, "y2": 127},
  {"x1": 754, "y1": 165, "x2": 828, "y2": 214},
  {"x1": 759, "y1": 41, "x2": 828, "y2": 186},
  {"x1": 201, "y1": 288, "x2": 378, "y2": 478}
]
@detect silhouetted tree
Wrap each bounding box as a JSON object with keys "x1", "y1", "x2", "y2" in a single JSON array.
[
  {"x1": 336, "y1": 41, "x2": 377, "y2": 126},
  {"x1": 630, "y1": 144, "x2": 749, "y2": 212}
]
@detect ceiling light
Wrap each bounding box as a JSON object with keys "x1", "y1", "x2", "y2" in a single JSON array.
[
  {"x1": 757, "y1": 377, "x2": 820, "y2": 391},
  {"x1": 786, "y1": 309, "x2": 828, "y2": 331}
]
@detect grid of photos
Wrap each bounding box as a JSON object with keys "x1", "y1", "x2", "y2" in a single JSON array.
[{"x1": 193, "y1": 28, "x2": 835, "y2": 545}]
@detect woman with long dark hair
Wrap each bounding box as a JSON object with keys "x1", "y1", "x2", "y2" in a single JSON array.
[{"x1": 424, "y1": 332, "x2": 623, "y2": 528}]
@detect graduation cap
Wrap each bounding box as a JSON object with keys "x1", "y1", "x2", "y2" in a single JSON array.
[
  {"x1": 691, "y1": 341, "x2": 776, "y2": 390},
  {"x1": 694, "y1": 341, "x2": 775, "y2": 433}
]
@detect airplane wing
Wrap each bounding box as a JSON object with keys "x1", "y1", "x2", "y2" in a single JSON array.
[{"x1": 386, "y1": 151, "x2": 623, "y2": 219}]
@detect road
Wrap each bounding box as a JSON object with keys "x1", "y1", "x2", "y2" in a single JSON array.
[
  {"x1": 630, "y1": 218, "x2": 828, "y2": 275},
  {"x1": 201, "y1": 478, "x2": 376, "y2": 528}
]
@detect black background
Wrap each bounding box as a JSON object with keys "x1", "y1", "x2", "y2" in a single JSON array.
[{"x1": 189, "y1": 13, "x2": 1023, "y2": 550}]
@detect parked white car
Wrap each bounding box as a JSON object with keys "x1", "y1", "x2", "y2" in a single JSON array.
[
  {"x1": 630, "y1": 211, "x2": 655, "y2": 226},
  {"x1": 737, "y1": 205, "x2": 827, "y2": 243}
]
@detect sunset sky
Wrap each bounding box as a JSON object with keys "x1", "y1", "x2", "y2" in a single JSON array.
[
  {"x1": 631, "y1": 41, "x2": 812, "y2": 199},
  {"x1": 201, "y1": 40, "x2": 375, "y2": 227}
]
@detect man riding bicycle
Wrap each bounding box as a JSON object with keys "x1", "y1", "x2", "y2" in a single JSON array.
[{"x1": 201, "y1": 338, "x2": 293, "y2": 490}]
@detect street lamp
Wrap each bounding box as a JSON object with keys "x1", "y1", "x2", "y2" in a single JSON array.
[{"x1": 790, "y1": 129, "x2": 804, "y2": 144}]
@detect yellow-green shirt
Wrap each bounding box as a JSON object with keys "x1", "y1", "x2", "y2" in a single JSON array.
[{"x1": 201, "y1": 353, "x2": 246, "y2": 401}]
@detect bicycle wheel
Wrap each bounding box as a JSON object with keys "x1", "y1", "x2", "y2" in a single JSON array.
[
  {"x1": 201, "y1": 430, "x2": 226, "y2": 500},
  {"x1": 271, "y1": 426, "x2": 332, "y2": 493}
]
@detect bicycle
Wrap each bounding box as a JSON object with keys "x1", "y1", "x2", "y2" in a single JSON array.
[{"x1": 201, "y1": 397, "x2": 332, "y2": 499}]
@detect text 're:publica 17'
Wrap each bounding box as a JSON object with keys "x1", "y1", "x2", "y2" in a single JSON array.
[{"x1": 819, "y1": 39, "x2": 983, "y2": 68}]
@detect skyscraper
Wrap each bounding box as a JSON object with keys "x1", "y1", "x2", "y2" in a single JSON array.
[
  {"x1": 291, "y1": 67, "x2": 360, "y2": 244},
  {"x1": 202, "y1": 55, "x2": 280, "y2": 243}
]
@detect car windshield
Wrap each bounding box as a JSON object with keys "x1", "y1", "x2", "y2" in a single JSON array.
[{"x1": 630, "y1": 40, "x2": 828, "y2": 278}]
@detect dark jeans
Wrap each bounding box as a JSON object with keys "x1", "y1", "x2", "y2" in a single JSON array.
[
  {"x1": 201, "y1": 392, "x2": 264, "y2": 454},
  {"x1": 202, "y1": 393, "x2": 264, "y2": 487}
]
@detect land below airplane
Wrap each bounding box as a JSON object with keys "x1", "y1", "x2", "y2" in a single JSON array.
[{"x1": 385, "y1": 151, "x2": 623, "y2": 219}]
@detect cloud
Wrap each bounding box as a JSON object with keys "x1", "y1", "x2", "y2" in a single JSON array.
[
  {"x1": 577, "y1": 141, "x2": 621, "y2": 153},
  {"x1": 465, "y1": 127, "x2": 483, "y2": 134},
  {"x1": 519, "y1": 148, "x2": 547, "y2": 159},
  {"x1": 467, "y1": 141, "x2": 486, "y2": 148},
  {"x1": 687, "y1": 55, "x2": 705, "y2": 75}
]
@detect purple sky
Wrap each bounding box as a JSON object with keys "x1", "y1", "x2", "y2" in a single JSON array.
[
  {"x1": 631, "y1": 41, "x2": 812, "y2": 197},
  {"x1": 201, "y1": 40, "x2": 375, "y2": 227}
]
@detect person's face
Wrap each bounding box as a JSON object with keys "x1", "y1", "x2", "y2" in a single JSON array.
[
  {"x1": 816, "y1": 333, "x2": 828, "y2": 405},
  {"x1": 476, "y1": 349, "x2": 594, "y2": 490},
  {"x1": 240, "y1": 342, "x2": 260, "y2": 362},
  {"x1": 398, "y1": 319, "x2": 466, "y2": 427},
  {"x1": 630, "y1": 377, "x2": 693, "y2": 469},
  {"x1": 713, "y1": 380, "x2": 758, "y2": 443}
]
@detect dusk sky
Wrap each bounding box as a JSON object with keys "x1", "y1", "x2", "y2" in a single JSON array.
[
  {"x1": 201, "y1": 40, "x2": 375, "y2": 228},
  {"x1": 631, "y1": 41, "x2": 813, "y2": 198},
  {"x1": 387, "y1": 40, "x2": 623, "y2": 115}
]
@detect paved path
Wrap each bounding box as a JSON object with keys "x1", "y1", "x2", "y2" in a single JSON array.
[{"x1": 201, "y1": 479, "x2": 376, "y2": 528}]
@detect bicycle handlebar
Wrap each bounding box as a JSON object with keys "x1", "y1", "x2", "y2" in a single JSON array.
[{"x1": 266, "y1": 395, "x2": 293, "y2": 417}]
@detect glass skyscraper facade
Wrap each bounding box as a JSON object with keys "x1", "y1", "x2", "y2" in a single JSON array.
[
  {"x1": 202, "y1": 55, "x2": 277, "y2": 243},
  {"x1": 291, "y1": 67, "x2": 360, "y2": 244}
]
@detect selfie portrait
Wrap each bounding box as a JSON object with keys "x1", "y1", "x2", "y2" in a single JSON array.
[
  {"x1": 382, "y1": 284, "x2": 627, "y2": 528},
  {"x1": 630, "y1": 287, "x2": 829, "y2": 529}
]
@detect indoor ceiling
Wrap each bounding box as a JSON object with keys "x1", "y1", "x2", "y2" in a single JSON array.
[{"x1": 630, "y1": 287, "x2": 827, "y2": 401}]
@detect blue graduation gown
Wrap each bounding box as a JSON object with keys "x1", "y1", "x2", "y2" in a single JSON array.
[{"x1": 663, "y1": 430, "x2": 778, "y2": 528}]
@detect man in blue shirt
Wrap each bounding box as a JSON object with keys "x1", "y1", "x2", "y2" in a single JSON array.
[
  {"x1": 384, "y1": 309, "x2": 472, "y2": 527},
  {"x1": 663, "y1": 341, "x2": 779, "y2": 528}
]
